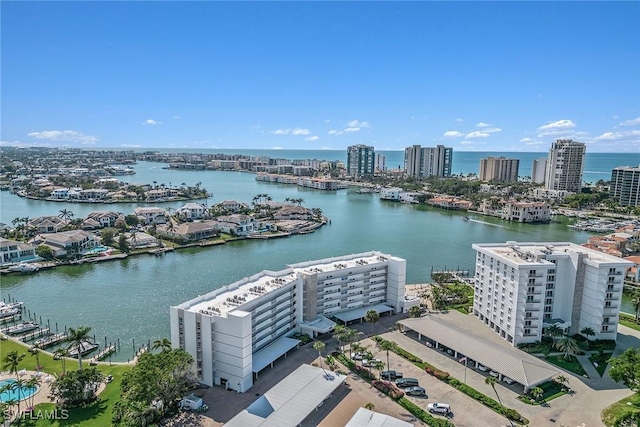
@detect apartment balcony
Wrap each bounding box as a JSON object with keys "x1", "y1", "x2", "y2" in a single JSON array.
[
  {"x1": 608, "y1": 271, "x2": 623, "y2": 276},
  {"x1": 604, "y1": 288, "x2": 622, "y2": 293}
]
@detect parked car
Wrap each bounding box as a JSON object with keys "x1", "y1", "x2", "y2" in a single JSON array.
[
  {"x1": 381, "y1": 370, "x2": 403, "y2": 380},
  {"x1": 477, "y1": 364, "x2": 488, "y2": 371},
  {"x1": 352, "y1": 352, "x2": 365, "y2": 360},
  {"x1": 427, "y1": 403, "x2": 451, "y2": 414},
  {"x1": 489, "y1": 370, "x2": 499, "y2": 378},
  {"x1": 425, "y1": 341, "x2": 434, "y2": 348},
  {"x1": 363, "y1": 358, "x2": 382, "y2": 367},
  {"x1": 404, "y1": 386, "x2": 426, "y2": 396},
  {"x1": 503, "y1": 377, "x2": 515, "y2": 384},
  {"x1": 395, "y1": 378, "x2": 419, "y2": 388}
]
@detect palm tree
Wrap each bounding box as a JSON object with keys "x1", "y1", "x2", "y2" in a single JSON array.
[
  {"x1": 313, "y1": 341, "x2": 327, "y2": 375},
  {"x1": 4, "y1": 397, "x2": 18, "y2": 421},
  {"x1": 58, "y1": 209, "x2": 74, "y2": 224},
  {"x1": 152, "y1": 338, "x2": 172, "y2": 352},
  {"x1": 344, "y1": 328, "x2": 358, "y2": 359},
  {"x1": 3, "y1": 350, "x2": 25, "y2": 380},
  {"x1": 373, "y1": 360, "x2": 385, "y2": 379},
  {"x1": 332, "y1": 325, "x2": 347, "y2": 353},
  {"x1": 555, "y1": 336, "x2": 580, "y2": 360},
  {"x1": 377, "y1": 340, "x2": 394, "y2": 372},
  {"x1": 409, "y1": 305, "x2": 423, "y2": 318},
  {"x1": 631, "y1": 290, "x2": 640, "y2": 321},
  {"x1": 545, "y1": 324, "x2": 563, "y2": 343},
  {"x1": 67, "y1": 325, "x2": 92, "y2": 369},
  {"x1": 10, "y1": 379, "x2": 26, "y2": 415},
  {"x1": 485, "y1": 376, "x2": 503, "y2": 410},
  {"x1": 29, "y1": 346, "x2": 41, "y2": 371},
  {"x1": 580, "y1": 327, "x2": 595, "y2": 349},
  {"x1": 364, "y1": 309, "x2": 379, "y2": 337},
  {"x1": 25, "y1": 377, "x2": 40, "y2": 410},
  {"x1": 53, "y1": 348, "x2": 69, "y2": 374},
  {"x1": 530, "y1": 386, "x2": 544, "y2": 402},
  {"x1": 555, "y1": 374, "x2": 569, "y2": 390}
]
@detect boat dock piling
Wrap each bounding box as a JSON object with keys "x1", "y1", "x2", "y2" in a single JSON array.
[
  {"x1": 34, "y1": 332, "x2": 69, "y2": 349},
  {"x1": 17, "y1": 327, "x2": 50, "y2": 342},
  {"x1": 91, "y1": 345, "x2": 117, "y2": 362}
]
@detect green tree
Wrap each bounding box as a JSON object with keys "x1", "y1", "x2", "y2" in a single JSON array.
[
  {"x1": 313, "y1": 341, "x2": 327, "y2": 375},
  {"x1": 114, "y1": 349, "x2": 195, "y2": 425},
  {"x1": 485, "y1": 376, "x2": 503, "y2": 409},
  {"x1": 53, "y1": 348, "x2": 69, "y2": 374},
  {"x1": 152, "y1": 338, "x2": 172, "y2": 352},
  {"x1": 50, "y1": 367, "x2": 103, "y2": 407},
  {"x1": 580, "y1": 327, "x2": 595, "y2": 349},
  {"x1": 3, "y1": 350, "x2": 25, "y2": 380},
  {"x1": 364, "y1": 309, "x2": 380, "y2": 337},
  {"x1": 530, "y1": 386, "x2": 544, "y2": 402},
  {"x1": 555, "y1": 374, "x2": 569, "y2": 390},
  {"x1": 125, "y1": 214, "x2": 139, "y2": 227},
  {"x1": 101, "y1": 229, "x2": 116, "y2": 246},
  {"x1": 332, "y1": 325, "x2": 347, "y2": 354},
  {"x1": 35, "y1": 245, "x2": 54, "y2": 260},
  {"x1": 118, "y1": 234, "x2": 130, "y2": 253},
  {"x1": 631, "y1": 290, "x2": 640, "y2": 322},
  {"x1": 364, "y1": 402, "x2": 375, "y2": 411},
  {"x1": 545, "y1": 324, "x2": 563, "y2": 342},
  {"x1": 609, "y1": 348, "x2": 640, "y2": 391},
  {"x1": 555, "y1": 336, "x2": 580, "y2": 361},
  {"x1": 409, "y1": 305, "x2": 423, "y2": 318},
  {"x1": 58, "y1": 209, "x2": 74, "y2": 224},
  {"x1": 29, "y1": 345, "x2": 41, "y2": 370},
  {"x1": 377, "y1": 339, "x2": 394, "y2": 372},
  {"x1": 67, "y1": 325, "x2": 92, "y2": 369}
]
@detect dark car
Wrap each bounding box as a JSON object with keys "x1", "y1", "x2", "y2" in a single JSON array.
[
  {"x1": 381, "y1": 370, "x2": 403, "y2": 380},
  {"x1": 404, "y1": 386, "x2": 426, "y2": 396}
]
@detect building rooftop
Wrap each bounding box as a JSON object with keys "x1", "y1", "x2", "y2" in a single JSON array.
[
  {"x1": 474, "y1": 241, "x2": 633, "y2": 266},
  {"x1": 346, "y1": 407, "x2": 414, "y2": 427},
  {"x1": 288, "y1": 251, "x2": 396, "y2": 275}
]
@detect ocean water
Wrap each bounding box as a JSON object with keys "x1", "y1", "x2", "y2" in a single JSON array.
[{"x1": 137, "y1": 149, "x2": 640, "y2": 184}]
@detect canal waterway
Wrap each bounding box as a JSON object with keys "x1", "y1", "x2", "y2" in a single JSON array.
[{"x1": 0, "y1": 161, "x2": 636, "y2": 361}]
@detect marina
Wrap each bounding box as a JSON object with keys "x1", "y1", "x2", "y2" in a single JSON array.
[
  {"x1": 33, "y1": 332, "x2": 69, "y2": 349},
  {"x1": 4, "y1": 321, "x2": 39, "y2": 335}
]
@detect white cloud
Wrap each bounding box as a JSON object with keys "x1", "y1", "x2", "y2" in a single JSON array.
[
  {"x1": 305, "y1": 136, "x2": 320, "y2": 141},
  {"x1": 172, "y1": 116, "x2": 181, "y2": 120},
  {"x1": 537, "y1": 119, "x2": 576, "y2": 131},
  {"x1": 595, "y1": 130, "x2": 640, "y2": 141},
  {"x1": 346, "y1": 120, "x2": 370, "y2": 128},
  {"x1": 476, "y1": 122, "x2": 491, "y2": 128},
  {"x1": 484, "y1": 127, "x2": 502, "y2": 133},
  {"x1": 27, "y1": 130, "x2": 99, "y2": 144},
  {"x1": 465, "y1": 131, "x2": 490, "y2": 139},
  {"x1": 619, "y1": 117, "x2": 640, "y2": 126},
  {"x1": 344, "y1": 127, "x2": 360, "y2": 132},
  {"x1": 443, "y1": 131, "x2": 464, "y2": 138},
  {"x1": 271, "y1": 146, "x2": 283, "y2": 150},
  {"x1": 324, "y1": 119, "x2": 331, "y2": 123},
  {"x1": 0, "y1": 140, "x2": 28, "y2": 147},
  {"x1": 120, "y1": 144, "x2": 142, "y2": 148},
  {"x1": 143, "y1": 119, "x2": 162, "y2": 126},
  {"x1": 455, "y1": 118, "x2": 463, "y2": 122},
  {"x1": 519, "y1": 137, "x2": 547, "y2": 146},
  {"x1": 271, "y1": 129, "x2": 290, "y2": 135},
  {"x1": 460, "y1": 140, "x2": 475, "y2": 145},
  {"x1": 328, "y1": 130, "x2": 343, "y2": 136},
  {"x1": 291, "y1": 128, "x2": 310, "y2": 136}
]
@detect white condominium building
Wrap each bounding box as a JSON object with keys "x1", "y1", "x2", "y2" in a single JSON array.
[
  {"x1": 545, "y1": 139, "x2": 586, "y2": 192},
  {"x1": 170, "y1": 251, "x2": 407, "y2": 392},
  {"x1": 472, "y1": 241, "x2": 632, "y2": 346},
  {"x1": 610, "y1": 165, "x2": 640, "y2": 207},
  {"x1": 404, "y1": 144, "x2": 453, "y2": 178}
]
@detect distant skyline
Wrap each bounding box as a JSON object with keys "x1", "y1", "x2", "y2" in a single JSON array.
[{"x1": 1, "y1": 2, "x2": 639, "y2": 153}]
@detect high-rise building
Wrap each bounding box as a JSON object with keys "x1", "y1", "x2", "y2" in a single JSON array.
[
  {"x1": 478, "y1": 156, "x2": 519, "y2": 182},
  {"x1": 403, "y1": 145, "x2": 453, "y2": 178},
  {"x1": 531, "y1": 158, "x2": 547, "y2": 184},
  {"x1": 170, "y1": 251, "x2": 414, "y2": 392},
  {"x1": 544, "y1": 139, "x2": 586, "y2": 192},
  {"x1": 610, "y1": 165, "x2": 640, "y2": 206},
  {"x1": 375, "y1": 154, "x2": 387, "y2": 171},
  {"x1": 346, "y1": 144, "x2": 375, "y2": 177},
  {"x1": 472, "y1": 241, "x2": 632, "y2": 346}
]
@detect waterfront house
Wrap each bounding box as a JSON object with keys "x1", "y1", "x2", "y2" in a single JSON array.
[
  {"x1": 86, "y1": 211, "x2": 123, "y2": 228},
  {"x1": 0, "y1": 238, "x2": 37, "y2": 266},
  {"x1": 157, "y1": 221, "x2": 219, "y2": 242},
  {"x1": 133, "y1": 207, "x2": 168, "y2": 225},
  {"x1": 427, "y1": 196, "x2": 472, "y2": 210},
  {"x1": 500, "y1": 201, "x2": 550, "y2": 223},
  {"x1": 126, "y1": 231, "x2": 158, "y2": 249},
  {"x1": 214, "y1": 215, "x2": 256, "y2": 236},
  {"x1": 176, "y1": 203, "x2": 209, "y2": 220},
  {"x1": 380, "y1": 187, "x2": 404, "y2": 201},
  {"x1": 51, "y1": 187, "x2": 70, "y2": 199},
  {"x1": 215, "y1": 200, "x2": 249, "y2": 213},
  {"x1": 272, "y1": 206, "x2": 313, "y2": 221},
  {"x1": 29, "y1": 216, "x2": 66, "y2": 233},
  {"x1": 32, "y1": 230, "x2": 100, "y2": 257}
]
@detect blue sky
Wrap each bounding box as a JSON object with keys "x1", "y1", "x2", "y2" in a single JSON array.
[{"x1": 2, "y1": 1, "x2": 639, "y2": 153}]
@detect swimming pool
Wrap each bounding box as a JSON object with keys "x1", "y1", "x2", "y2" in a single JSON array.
[
  {"x1": 0, "y1": 378, "x2": 38, "y2": 402},
  {"x1": 82, "y1": 245, "x2": 110, "y2": 255}
]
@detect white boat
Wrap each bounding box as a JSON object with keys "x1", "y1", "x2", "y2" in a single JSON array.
[
  {"x1": 8, "y1": 263, "x2": 39, "y2": 273},
  {"x1": 7, "y1": 321, "x2": 39, "y2": 335},
  {"x1": 67, "y1": 340, "x2": 99, "y2": 357},
  {"x1": 0, "y1": 308, "x2": 20, "y2": 318}
]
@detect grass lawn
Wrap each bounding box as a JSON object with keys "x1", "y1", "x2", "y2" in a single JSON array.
[
  {"x1": 518, "y1": 380, "x2": 567, "y2": 405},
  {"x1": 618, "y1": 316, "x2": 640, "y2": 333},
  {"x1": 545, "y1": 355, "x2": 587, "y2": 377},
  {"x1": 601, "y1": 393, "x2": 640, "y2": 427},
  {"x1": 1, "y1": 338, "x2": 130, "y2": 426},
  {"x1": 589, "y1": 352, "x2": 612, "y2": 377}
]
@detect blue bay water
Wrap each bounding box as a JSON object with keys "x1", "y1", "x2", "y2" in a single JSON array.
[{"x1": 0, "y1": 151, "x2": 638, "y2": 361}]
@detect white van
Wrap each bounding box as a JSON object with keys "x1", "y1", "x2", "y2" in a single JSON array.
[{"x1": 427, "y1": 403, "x2": 451, "y2": 414}]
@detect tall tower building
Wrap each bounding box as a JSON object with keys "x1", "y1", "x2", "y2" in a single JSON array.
[
  {"x1": 478, "y1": 156, "x2": 519, "y2": 182},
  {"x1": 610, "y1": 165, "x2": 640, "y2": 206},
  {"x1": 531, "y1": 158, "x2": 547, "y2": 184},
  {"x1": 403, "y1": 145, "x2": 453, "y2": 178},
  {"x1": 346, "y1": 144, "x2": 375, "y2": 177},
  {"x1": 544, "y1": 139, "x2": 586, "y2": 192},
  {"x1": 375, "y1": 154, "x2": 387, "y2": 172}
]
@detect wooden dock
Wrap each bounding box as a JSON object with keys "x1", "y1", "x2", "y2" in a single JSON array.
[
  {"x1": 17, "y1": 327, "x2": 50, "y2": 342},
  {"x1": 34, "y1": 332, "x2": 68, "y2": 349},
  {"x1": 91, "y1": 345, "x2": 116, "y2": 362},
  {"x1": 0, "y1": 313, "x2": 22, "y2": 324}
]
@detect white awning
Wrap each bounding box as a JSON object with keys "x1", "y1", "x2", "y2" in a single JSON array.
[
  {"x1": 252, "y1": 336, "x2": 301, "y2": 373},
  {"x1": 332, "y1": 303, "x2": 394, "y2": 323}
]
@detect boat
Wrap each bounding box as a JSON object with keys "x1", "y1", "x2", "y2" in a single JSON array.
[
  {"x1": 7, "y1": 263, "x2": 39, "y2": 273},
  {"x1": 461, "y1": 216, "x2": 469, "y2": 221},
  {"x1": 67, "y1": 340, "x2": 99, "y2": 357},
  {"x1": 6, "y1": 321, "x2": 39, "y2": 335},
  {"x1": 0, "y1": 308, "x2": 21, "y2": 319}
]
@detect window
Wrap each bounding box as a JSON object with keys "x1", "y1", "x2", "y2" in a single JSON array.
[
  {"x1": 602, "y1": 325, "x2": 609, "y2": 332},
  {"x1": 545, "y1": 298, "x2": 553, "y2": 305},
  {"x1": 605, "y1": 301, "x2": 612, "y2": 308},
  {"x1": 543, "y1": 313, "x2": 551, "y2": 320},
  {"x1": 525, "y1": 320, "x2": 531, "y2": 326},
  {"x1": 606, "y1": 293, "x2": 613, "y2": 299},
  {"x1": 524, "y1": 328, "x2": 531, "y2": 335},
  {"x1": 546, "y1": 283, "x2": 554, "y2": 289},
  {"x1": 528, "y1": 287, "x2": 535, "y2": 293},
  {"x1": 526, "y1": 295, "x2": 534, "y2": 302},
  {"x1": 544, "y1": 306, "x2": 552, "y2": 313},
  {"x1": 546, "y1": 291, "x2": 553, "y2": 297},
  {"x1": 548, "y1": 275, "x2": 555, "y2": 281}
]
